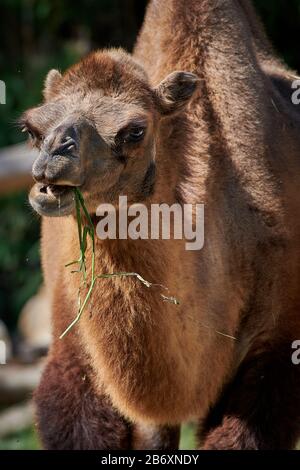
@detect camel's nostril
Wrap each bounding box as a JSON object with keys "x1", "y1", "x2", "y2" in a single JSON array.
[
  {"x1": 66, "y1": 141, "x2": 75, "y2": 151},
  {"x1": 53, "y1": 136, "x2": 79, "y2": 157},
  {"x1": 65, "y1": 137, "x2": 78, "y2": 152},
  {"x1": 51, "y1": 124, "x2": 79, "y2": 156},
  {"x1": 40, "y1": 185, "x2": 48, "y2": 194}
]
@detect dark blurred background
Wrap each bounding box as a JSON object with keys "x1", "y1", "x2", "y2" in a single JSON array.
[{"x1": 0, "y1": 0, "x2": 299, "y2": 450}]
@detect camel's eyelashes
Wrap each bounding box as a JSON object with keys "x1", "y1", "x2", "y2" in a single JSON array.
[
  {"x1": 20, "y1": 120, "x2": 38, "y2": 140},
  {"x1": 21, "y1": 125, "x2": 43, "y2": 147},
  {"x1": 21, "y1": 125, "x2": 34, "y2": 140},
  {"x1": 115, "y1": 124, "x2": 146, "y2": 145}
]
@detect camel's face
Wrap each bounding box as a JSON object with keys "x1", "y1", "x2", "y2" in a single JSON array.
[{"x1": 21, "y1": 50, "x2": 199, "y2": 217}]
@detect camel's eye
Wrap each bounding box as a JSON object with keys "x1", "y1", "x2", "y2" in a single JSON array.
[
  {"x1": 21, "y1": 126, "x2": 34, "y2": 139},
  {"x1": 21, "y1": 125, "x2": 42, "y2": 146},
  {"x1": 28, "y1": 129, "x2": 35, "y2": 140},
  {"x1": 124, "y1": 126, "x2": 146, "y2": 143}
]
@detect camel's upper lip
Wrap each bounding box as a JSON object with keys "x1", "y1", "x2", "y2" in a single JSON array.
[{"x1": 29, "y1": 182, "x2": 76, "y2": 217}]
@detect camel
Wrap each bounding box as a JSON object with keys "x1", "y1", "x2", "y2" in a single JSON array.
[{"x1": 20, "y1": 0, "x2": 300, "y2": 449}]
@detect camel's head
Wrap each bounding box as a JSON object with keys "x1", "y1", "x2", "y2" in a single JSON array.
[{"x1": 21, "y1": 49, "x2": 199, "y2": 217}]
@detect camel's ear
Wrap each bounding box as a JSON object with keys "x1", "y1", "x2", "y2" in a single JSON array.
[
  {"x1": 43, "y1": 69, "x2": 62, "y2": 101},
  {"x1": 154, "y1": 71, "x2": 199, "y2": 116}
]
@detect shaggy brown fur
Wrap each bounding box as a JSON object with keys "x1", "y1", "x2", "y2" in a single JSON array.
[{"x1": 22, "y1": 0, "x2": 300, "y2": 449}]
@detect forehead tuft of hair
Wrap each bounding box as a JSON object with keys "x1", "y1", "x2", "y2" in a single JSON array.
[{"x1": 57, "y1": 49, "x2": 151, "y2": 98}]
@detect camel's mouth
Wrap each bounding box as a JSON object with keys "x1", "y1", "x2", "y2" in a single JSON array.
[{"x1": 29, "y1": 182, "x2": 75, "y2": 217}]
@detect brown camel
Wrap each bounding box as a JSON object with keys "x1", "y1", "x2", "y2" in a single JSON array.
[{"x1": 20, "y1": 0, "x2": 300, "y2": 449}]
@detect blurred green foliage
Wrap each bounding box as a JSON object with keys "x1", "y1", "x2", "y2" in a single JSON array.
[
  {"x1": 0, "y1": 1, "x2": 299, "y2": 331},
  {"x1": 180, "y1": 423, "x2": 196, "y2": 450},
  {"x1": 0, "y1": 0, "x2": 147, "y2": 147},
  {"x1": 0, "y1": 192, "x2": 41, "y2": 330},
  {"x1": 0, "y1": 427, "x2": 40, "y2": 450}
]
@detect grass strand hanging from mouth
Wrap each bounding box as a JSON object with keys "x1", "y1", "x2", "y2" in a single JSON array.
[{"x1": 60, "y1": 188, "x2": 180, "y2": 339}]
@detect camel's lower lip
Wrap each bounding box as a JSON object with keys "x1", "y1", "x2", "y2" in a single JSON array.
[{"x1": 29, "y1": 182, "x2": 76, "y2": 217}]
